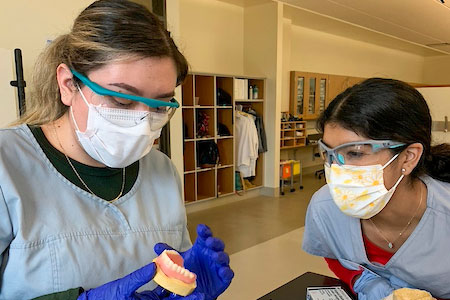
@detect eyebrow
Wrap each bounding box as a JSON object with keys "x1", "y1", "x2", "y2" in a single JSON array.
[
  {"x1": 108, "y1": 83, "x2": 143, "y2": 96},
  {"x1": 108, "y1": 83, "x2": 175, "y2": 99}
]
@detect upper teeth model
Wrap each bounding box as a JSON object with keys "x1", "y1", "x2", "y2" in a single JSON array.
[{"x1": 153, "y1": 249, "x2": 197, "y2": 296}]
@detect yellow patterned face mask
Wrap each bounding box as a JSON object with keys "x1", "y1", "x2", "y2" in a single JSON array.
[{"x1": 324, "y1": 154, "x2": 404, "y2": 219}]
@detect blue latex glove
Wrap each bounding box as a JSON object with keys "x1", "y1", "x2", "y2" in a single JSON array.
[
  {"x1": 154, "y1": 224, "x2": 234, "y2": 300},
  {"x1": 78, "y1": 262, "x2": 205, "y2": 300},
  {"x1": 388, "y1": 274, "x2": 415, "y2": 290},
  {"x1": 353, "y1": 269, "x2": 394, "y2": 300}
]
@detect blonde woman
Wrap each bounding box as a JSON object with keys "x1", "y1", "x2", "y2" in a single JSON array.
[{"x1": 0, "y1": 1, "x2": 233, "y2": 299}]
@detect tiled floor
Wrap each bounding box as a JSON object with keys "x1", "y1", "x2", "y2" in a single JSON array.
[
  {"x1": 186, "y1": 173, "x2": 334, "y2": 299},
  {"x1": 187, "y1": 173, "x2": 325, "y2": 254}
]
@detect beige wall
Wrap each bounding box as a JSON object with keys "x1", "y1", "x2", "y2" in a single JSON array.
[
  {"x1": 0, "y1": 48, "x2": 18, "y2": 126},
  {"x1": 281, "y1": 24, "x2": 426, "y2": 112},
  {"x1": 178, "y1": 0, "x2": 244, "y2": 75},
  {"x1": 0, "y1": 0, "x2": 94, "y2": 91},
  {"x1": 280, "y1": 22, "x2": 427, "y2": 169},
  {"x1": 423, "y1": 56, "x2": 450, "y2": 85},
  {"x1": 244, "y1": 2, "x2": 283, "y2": 191},
  {"x1": 288, "y1": 26, "x2": 425, "y2": 82}
]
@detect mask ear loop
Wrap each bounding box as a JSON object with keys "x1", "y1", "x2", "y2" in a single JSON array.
[
  {"x1": 70, "y1": 83, "x2": 90, "y2": 133},
  {"x1": 76, "y1": 83, "x2": 90, "y2": 107},
  {"x1": 381, "y1": 153, "x2": 400, "y2": 169},
  {"x1": 383, "y1": 153, "x2": 405, "y2": 192}
]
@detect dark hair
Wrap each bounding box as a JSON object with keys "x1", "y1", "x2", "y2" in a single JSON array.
[
  {"x1": 317, "y1": 77, "x2": 450, "y2": 183},
  {"x1": 19, "y1": 0, "x2": 188, "y2": 125}
]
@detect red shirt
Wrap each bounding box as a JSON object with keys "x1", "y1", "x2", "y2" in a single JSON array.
[{"x1": 325, "y1": 234, "x2": 446, "y2": 299}]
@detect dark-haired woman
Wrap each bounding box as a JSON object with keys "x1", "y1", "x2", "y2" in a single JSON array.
[
  {"x1": 302, "y1": 78, "x2": 450, "y2": 300},
  {"x1": 0, "y1": 1, "x2": 232, "y2": 299}
]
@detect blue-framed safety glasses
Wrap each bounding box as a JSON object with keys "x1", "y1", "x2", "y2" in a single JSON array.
[
  {"x1": 71, "y1": 69, "x2": 179, "y2": 109},
  {"x1": 71, "y1": 69, "x2": 179, "y2": 130},
  {"x1": 318, "y1": 139, "x2": 406, "y2": 166}
]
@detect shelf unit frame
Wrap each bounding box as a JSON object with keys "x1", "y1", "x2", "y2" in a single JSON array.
[
  {"x1": 181, "y1": 73, "x2": 265, "y2": 203},
  {"x1": 280, "y1": 121, "x2": 307, "y2": 149}
]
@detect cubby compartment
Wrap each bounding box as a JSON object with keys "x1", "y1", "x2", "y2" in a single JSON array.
[
  {"x1": 217, "y1": 108, "x2": 233, "y2": 137},
  {"x1": 196, "y1": 140, "x2": 218, "y2": 169},
  {"x1": 183, "y1": 141, "x2": 195, "y2": 172},
  {"x1": 295, "y1": 137, "x2": 306, "y2": 146},
  {"x1": 249, "y1": 79, "x2": 265, "y2": 100},
  {"x1": 196, "y1": 170, "x2": 216, "y2": 200},
  {"x1": 182, "y1": 74, "x2": 194, "y2": 106},
  {"x1": 184, "y1": 173, "x2": 196, "y2": 203},
  {"x1": 194, "y1": 75, "x2": 215, "y2": 106},
  {"x1": 216, "y1": 77, "x2": 233, "y2": 107},
  {"x1": 196, "y1": 108, "x2": 215, "y2": 138},
  {"x1": 217, "y1": 138, "x2": 233, "y2": 166},
  {"x1": 217, "y1": 167, "x2": 234, "y2": 196},
  {"x1": 182, "y1": 108, "x2": 195, "y2": 140}
]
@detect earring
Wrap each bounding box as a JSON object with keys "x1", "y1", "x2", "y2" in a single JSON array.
[{"x1": 401, "y1": 168, "x2": 406, "y2": 173}]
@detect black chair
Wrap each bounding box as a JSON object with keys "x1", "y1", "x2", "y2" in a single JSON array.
[
  {"x1": 308, "y1": 133, "x2": 325, "y2": 180},
  {"x1": 314, "y1": 153, "x2": 325, "y2": 179}
]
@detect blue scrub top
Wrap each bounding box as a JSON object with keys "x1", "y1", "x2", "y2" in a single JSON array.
[
  {"x1": 302, "y1": 176, "x2": 450, "y2": 298},
  {"x1": 0, "y1": 125, "x2": 192, "y2": 299}
]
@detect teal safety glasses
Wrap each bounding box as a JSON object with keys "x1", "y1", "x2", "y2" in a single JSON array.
[
  {"x1": 71, "y1": 69, "x2": 179, "y2": 109},
  {"x1": 318, "y1": 139, "x2": 406, "y2": 166}
]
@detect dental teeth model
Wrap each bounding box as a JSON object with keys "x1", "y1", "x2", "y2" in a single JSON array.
[
  {"x1": 383, "y1": 288, "x2": 433, "y2": 300},
  {"x1": 153, "y1": 249, "x2": 197, "y2": 296}
]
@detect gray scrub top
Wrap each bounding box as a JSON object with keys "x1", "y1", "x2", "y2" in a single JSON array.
[
  {"x1": 0, "y1": 125, "x2": 192, "y2": 300},
  {"x1": 302, "y1": 176, "x2": 450, "y2": 298}
]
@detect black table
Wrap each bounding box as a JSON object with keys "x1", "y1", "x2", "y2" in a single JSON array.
[{"x1": 257, "y1": 272, "x2": 356, "y2": 300}]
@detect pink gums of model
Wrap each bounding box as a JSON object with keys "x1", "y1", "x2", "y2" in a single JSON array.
[{"x1": 154, "y1": 250, "x2": 196, "y2": 284}]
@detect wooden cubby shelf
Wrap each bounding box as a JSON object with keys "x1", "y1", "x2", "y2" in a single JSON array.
[
  {"x1": 197, "y1": 170, "x2": 216, "y2": 200},
  {"x1": 183, "y1": 141, "x2": 195, "y2": 172},
  {"x1": 280, "y1": 121, "x2": 306, "y2": 149},
  {"x1": 217, "y1": 167, "x2": 234, "y2": 197},
  {"x1": 183, "y1": 108, "x2": 195, "y2": 140},
  {"x1": 181, "y1": 73, "x2": 265, "y2": 203},
  {"x1": 184, "y1": 173, "x2": 196, "y2": 203},
  {"x1": 196, "y1": 107, "x2": 215, "y2": 138},
  {"x1": 217, "y1": 138, "x2": 233, "y2": 166}
]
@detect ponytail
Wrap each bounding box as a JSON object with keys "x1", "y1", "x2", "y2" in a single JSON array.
[
  {"x1": 424, "y1": 143, "x2": 450, "y2": 183},
  {"x1": 12, "y1": 35, "x2": 71, "y2": 126},
  {"x1": 11, "y1": 0, "x2": 188, "y2": 127}
]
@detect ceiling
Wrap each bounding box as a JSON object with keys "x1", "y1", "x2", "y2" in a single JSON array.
[{"x1": 218, "y1": 0, "x2": 450, "y2": 56}]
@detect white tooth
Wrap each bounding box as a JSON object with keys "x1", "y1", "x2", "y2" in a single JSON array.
[
  {"x1": 162, "y1": 254, "x2": 170, "y2": 264},
  {"x1": 176, "y1": 266, "x2": 182, "y2": 273},
  {"x1": 188, "y1": 273, "x2": 194, "y2": 279},
  {"x1": 171, "y1": 263, "x2": 177, "y2": 270}
]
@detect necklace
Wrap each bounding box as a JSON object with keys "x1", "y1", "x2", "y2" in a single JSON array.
[
  {"x1": 368, "y1": 184, "x2": 423, "y2": 249},
  {"x1": 52, "y1": 124, "x2": 125, "y2": 202}
]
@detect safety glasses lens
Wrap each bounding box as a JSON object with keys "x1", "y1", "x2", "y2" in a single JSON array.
[{"x1": 148, "y1": 107, "x2": 176, "y2": 130}]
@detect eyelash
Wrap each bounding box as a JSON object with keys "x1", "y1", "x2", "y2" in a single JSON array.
[{"x1": 107, "y1": 96, "x2": 133, "y2": 108}]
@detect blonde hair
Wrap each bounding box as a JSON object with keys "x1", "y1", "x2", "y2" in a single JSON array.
[{"x1": 16, "y1": 0, "x2": 188, "y2": 126}]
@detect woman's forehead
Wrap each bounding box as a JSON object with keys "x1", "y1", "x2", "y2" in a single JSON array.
[
  {"x1": 87, "y1": 57, "x2": 177, "y2": 97},
  {"x1": 323, "y1": 123, "x2": 367, "y2": 148}
]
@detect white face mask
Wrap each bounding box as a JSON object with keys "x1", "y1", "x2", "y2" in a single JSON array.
[
  {"x1": 71, "y1": 85, "x2": 162, "y2": 168},
  {"x1": 324, "y1": 154, "x2": 404, "y2": 219}
]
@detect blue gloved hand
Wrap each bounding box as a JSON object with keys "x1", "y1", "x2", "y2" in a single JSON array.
[
  {"x1": 353, "y1": 269, "x2": 394, "y2": 300},
  {"x1": 154, "y1": 224, "x2": 234, "y2": 300},
  {"x1": 77, "y1": 262, "x2": 205, "y2": 300},
  {"x1": 388, "y1": 274, "x2": 415, "y2": 290}
]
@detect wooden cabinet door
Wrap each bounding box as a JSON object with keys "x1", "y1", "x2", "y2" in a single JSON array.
[
  {"x1": 290, "y1": 71, "x2": 306, "y2": 117},
  {"x1": 290, "y1": 71, "x2": 328, "y2": 120},
  {"x1": 327, "y1": 75, "x2": 365, "y2": 106}
]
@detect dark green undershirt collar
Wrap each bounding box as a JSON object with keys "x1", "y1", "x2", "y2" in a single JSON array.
[{"x1": 29, "y1": 125, "x2": 138, "y2": 201}]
